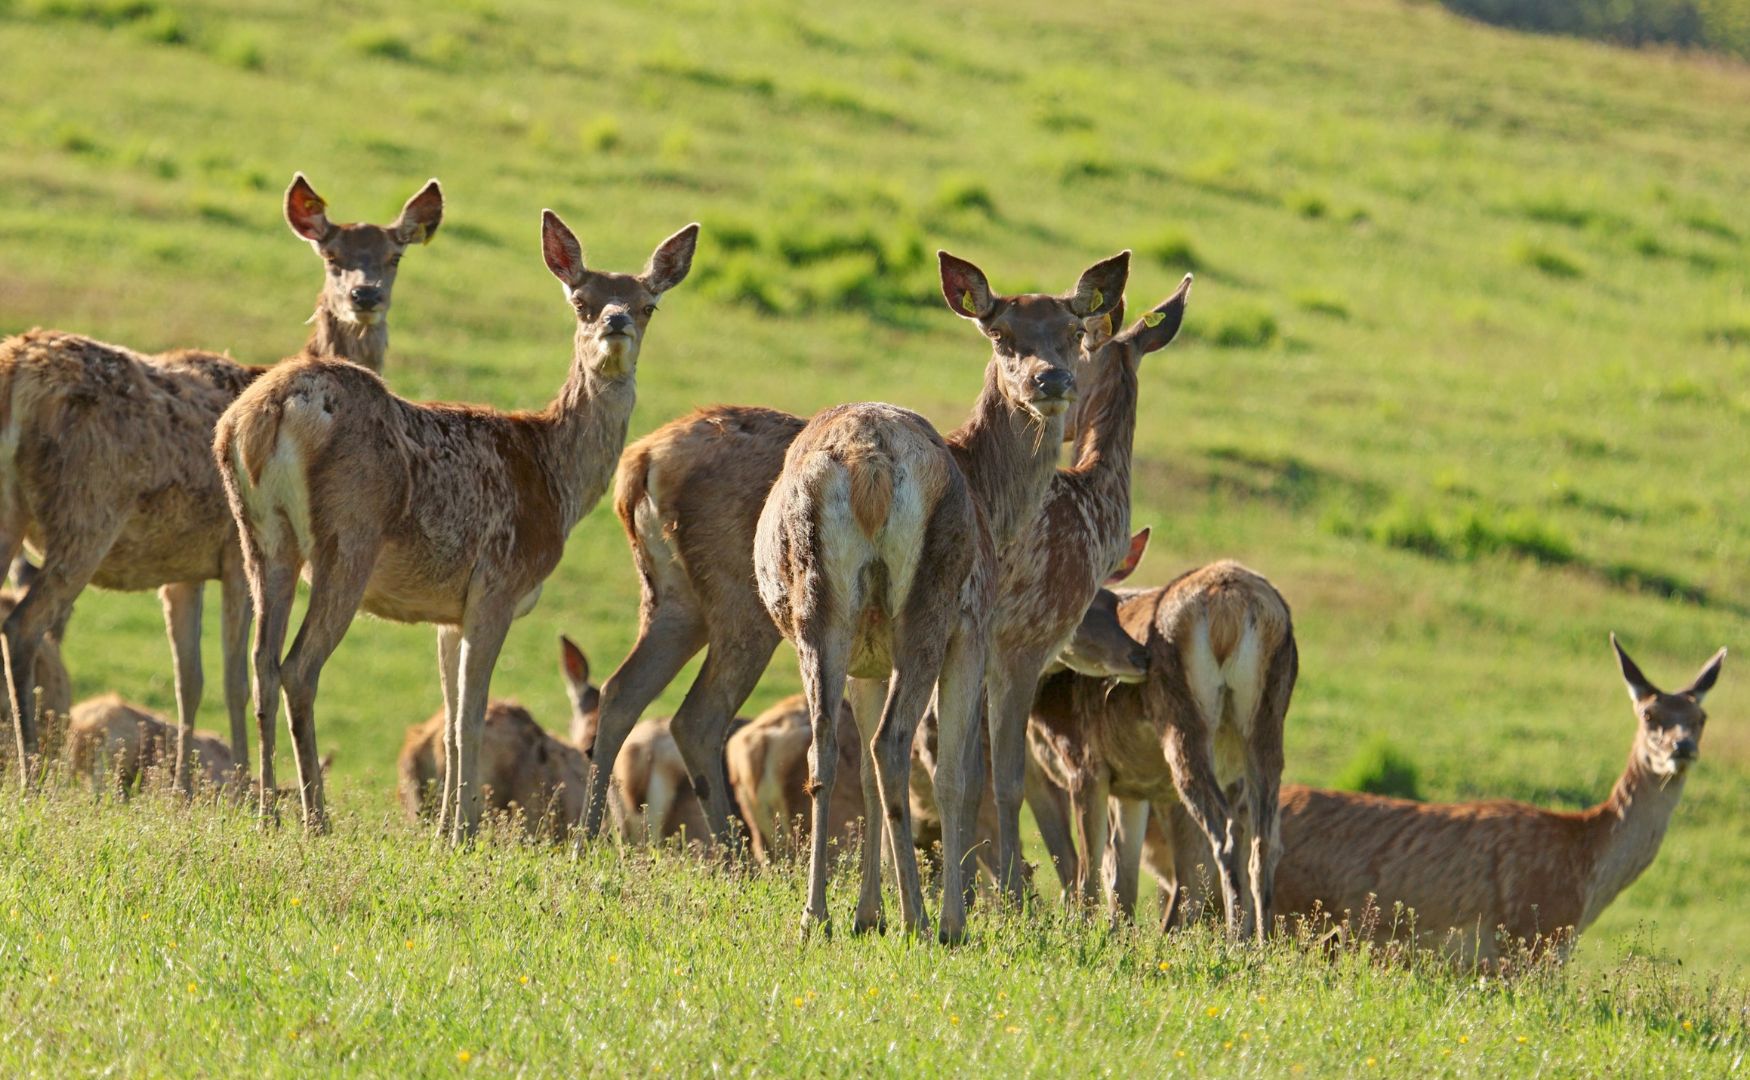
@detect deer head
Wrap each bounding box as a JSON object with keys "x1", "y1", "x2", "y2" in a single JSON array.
[
  {"x1": 1055, "y1": 530, "x2": 1152, "y2": 682},
  {"x1": 560, "y1": 635, "x2": 601, "y2": 755},
  {"x1": 1612, "y1": 633, "x2": 1725, "y2": 778},
  {"x1": 542, "y1": 213, "x2": 699, "y2": 380},
  {"x1": 938, "y1": 250, "x2": 1129, "y2": 426},
  {"x1": 284, "y1": 173, "x2": 443, "y2": 327}
]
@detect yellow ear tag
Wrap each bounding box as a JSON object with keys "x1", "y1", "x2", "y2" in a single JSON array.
[
  {"x1": 960, "y1": 290, "x2": 978, "y2": 315},
  {"x1": 1142, "y1": 310, "x2": 1165, "y2": 328},
  {"x1": 1095, "y1": 314, "x2": 1113, "y2": 338},
  {"x1": 1088, "y1": 287, "x2": 1104, "y2": 313}
]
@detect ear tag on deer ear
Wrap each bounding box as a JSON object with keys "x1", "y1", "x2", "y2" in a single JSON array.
[
  {"x1": 1096, "y1": 313, "x2": 1113, "y2": 338},
  {"x1": 1142, "y1": 310, "x2": 1165, "y2": 328},
  {"x1": 419, "y1": 225, "x2": 432, "y2": 246},
  {"x1": 1088, "y1": 287, "x2": 1104, "y2": 313},
  {"x1": 960, "y1": 290, "x2": 978, "y2": 315}
]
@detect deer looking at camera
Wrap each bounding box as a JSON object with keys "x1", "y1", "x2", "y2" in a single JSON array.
[
  {"x1": 0, "y1": 175, "x2": 442, "y2": 786},
  {"x1": 754, "y1": 251, "x2": 1127, "y2": 942},
  {"x1": 1154, "y1": 636, "x2": 1724, "y2": 969},
  {"x1": 217, "y1": 211, "x2": 695, "y2": 836}
]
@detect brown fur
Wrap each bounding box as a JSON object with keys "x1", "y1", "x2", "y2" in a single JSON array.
[
  {"x1": 0, "y1": 588, "x2": 69, "y2": 723},
  {"x1": 216, "y1": 215, "x2": 696, "y2": 836},
  {"x1": 0, "y1": 175, "x2": 442, "y2": 789},
  {"x1": 65, "y1": 694, "x2": 235, "y2": 795}
]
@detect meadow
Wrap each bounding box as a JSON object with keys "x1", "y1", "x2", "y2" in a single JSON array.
[{"x1": 0, "y1": 0, "x2": 1748, "y2": 1072}]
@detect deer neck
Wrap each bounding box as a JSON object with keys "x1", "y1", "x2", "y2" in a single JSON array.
[
  {"x1": 534, "y1": 326, "x2": 638, "y2": 533},
  {"x1": 1065, "y1": 355, "x2": 1138, "y2": 512},
  {"x1": 1578, "y1": 752, "x2": 1688, "y2": 931},
  {"x1": 948, "y1": 368, "x2": 1069, "y2": 553},
  {"x1": 304, "y1": 299, "x2": 390, "y2": 373}
]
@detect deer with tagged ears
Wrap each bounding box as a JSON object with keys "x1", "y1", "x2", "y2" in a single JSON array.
[
  {"x1": 0, "y1": 175, "x2": 441, "y2": 787},
  {"x1": 216, "y1": 211, "x2": 697, "y2": 836},
  {"x1": 754, "y1": 250, "x2": 1128, "y2": 941},
  {"x1": 1156, "y1": 635, "x2": 1725, "y2": 968}
]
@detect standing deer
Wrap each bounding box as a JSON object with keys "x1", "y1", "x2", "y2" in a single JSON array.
[
  {"x1": 1154, "y1": 636, "x2": 1725, "y2": 968},
  {"x1": 0, "y1": 174, "x2": 442, "y2": 786},
  {"x1": 1029, "y1": 565, "x2": 1297, "y2": 940},
  {"x1": 976, "y1": 277, "x2": 1191, "y2": 900},
  {"x1": 216, "y1": 212, "x2": 696, "y2": 835},
  {"x1": 753, "y1": 251, "x2": 1127, "y2": 941},
  {"x1": 583, "y1": 256, "x2": 1128, "y2": 882}
]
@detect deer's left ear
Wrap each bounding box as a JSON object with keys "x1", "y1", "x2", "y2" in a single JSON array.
[
  {"x1": 643, "y1": 223, "x2": 700, "y2": 294},
  {"x1": 1681, "y1": 647, "x2": 1726, "y2": 703},
  {"x1": 1069, "y1": 250, "x2": 1129, "y2": 318},
  {"x1": 1611, "y1": 633, "x2": 1659, "y2": 703},
  {"x1": 541, "y1": 210, "x2": 586, "y2": 287},
  {"x1": 1105, "y1": 528, "x2": 1150, "y2": 584},
  {"x1": 391, "y1": 179, "x2": 444, "y2": 246},
  {"x1": 1117, "y1": 274, "x2": 1193, "y2": 358},
  {"x1": 285, "y1": 173, "x2": 334, "y2": 245}
]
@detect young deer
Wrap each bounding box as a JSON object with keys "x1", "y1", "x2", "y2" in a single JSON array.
[
  {"x1": 0, "y1": 174, "x2": 441, "y2": 785},
  {"x1": 583, "y1": 254, "x2": 1126, "y2": 872},
  {"x1": 1159, "y1": 636, "x2": 1725, "y2": 967},
  {"x1": 724, "y1": 692, "x2": 865, "y2": 863},
  {"x1": 754, "y1": 252, "x2": 1127, "y2": 941},
  {"x1": 65, "y1": 694, "x2": 237, "y2": 797},
  {"x1": 977, "y1": 278, "x2": 1191, "y2": 900},
  {"x1": 1029, "y1": 565, "x2": 1298, "y2": 940},
  {"x1": 216, "y1": 212, "x2": 696, "y2": 835}
]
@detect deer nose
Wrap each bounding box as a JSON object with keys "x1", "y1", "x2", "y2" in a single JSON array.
[
  {"x1": 348, "y1": 286, "x2": 383, "y2": 310},
  {"x1": 604, "y1": 312, "x2": 634, "y2": 335},
  {"x1": 1672, "y1": 737, "x2": 1699, "y2": 761},
  {"x1": 1129, "y1": 646, "x2": 1150, "y2": 672},
  {"x1": 1033, "y1": 368, "x2": 1074, "y2": 400}
]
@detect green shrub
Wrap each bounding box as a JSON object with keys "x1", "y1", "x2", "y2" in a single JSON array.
[
  {"x1": 1208, "y1": 303, "x2": 1278, "y2": 349},
  {"x1": 1141, "y1": 228, "x2": 1201, "y2": 270},
  {"x1": 1511, "y1": 237, "x2": 1583, "y2": 279},
  {"x1": 213, "y1": 32, "x2": 264, "y2": 70},
  {"x1": 1285, "y1": 189, "x2": 1328, "y2": 219},
  {"x1": 1292, "y1": 289, "x2": 1348, "y2": 319},
  {"x1": 1331, "y1": 736, "x2": 1422, "y2": 800},
  {"x1": 932, "y1": 174, "x2": 996, "y2": 216},
  {"x1": 579, "y1": 116, "x2": 622, "y2": 153},
  {"x1": 346, "y1": 25, "x2": 414, "y2": 62}
]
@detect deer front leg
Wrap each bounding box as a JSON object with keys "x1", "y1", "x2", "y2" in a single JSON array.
[
  {"x1": 1023, "y1": 743, "x2": 1078, "y2": 894},
  {"x1": 1107, "y1": 796, "x2": 1148, "y2": 923},
  {"x1": 450, "y1": 606, "x2": 513, "y2": 844},
  {"x1": 219, "y1": 559, "x2": 253, "y2": 776},
  {"x1": 985, "y1": 650, "x2": 1047, "y2": 904},
  {"x1": 2, "y1": 523, "x2": 117, "y2": 759},
  {"x1": 796, "y1": 635, "x2": 851, "y2": 940},
  {"x1": 434, "y1": 624, "x2": 463, "y2": 838},
  {"x1": 159, "y1": 582, "x2": 205, "y2": 795},
  {"x1": 667, "y1": 628, "x2": 777, "y2": 855},
  {"x1": 930, "y1": 617, "x2": 986, "y2": 945},
  {"x1": 1074, "y1": 769, "x2": 1111, "y2": 908}
]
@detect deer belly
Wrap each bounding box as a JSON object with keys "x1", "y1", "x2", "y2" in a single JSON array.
[
  {"x1": 88, "y1": 520, "x2": 225, "y2": 590},
  {"x1": 362, "y1": 549, "x2": 467, "y2": 624}
]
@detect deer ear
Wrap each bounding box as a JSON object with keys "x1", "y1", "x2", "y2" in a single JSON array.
[
  {"x1": 1069, "y1": 250, "x2": 1129, "y2": 318},
  {"x1": 1084, "y1": 299, "x2": 1125, "y2": 349},
  {"x1": 1106, "y1": 527, "x2": 1150, "y2": 584},
  {"x1": 1680, "y1": 647, "x2": 1726, "y2": 703},
  {"x1": 1119, "y1": 274, "x2": 1193, "y2": 357},
  {"x1": 391, "y1": 178, "x2": 444, "y2": 246},
  {"x1": 643, "y1": 223, "x2": 700, "y2": 295},
  {"x1": 1611, "y1": 633, "x2": 1659, "y2": 703},
  {"x1": 559, "y1": 634, "x2": 590, "y2": 688},
  {"x1": 939, "y1": 251, "x2": 997, "y2": 320},
  {"x1": 541, "y1": 210, "x2": 586, "y2": 286},
  {"x1": 285, "y1": 173, "x2": 334, "y2": 245}
]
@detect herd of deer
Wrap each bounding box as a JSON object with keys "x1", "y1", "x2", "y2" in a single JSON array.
[{"x1": 0, "y1": 174, "x2": 1726, "y2": 970}]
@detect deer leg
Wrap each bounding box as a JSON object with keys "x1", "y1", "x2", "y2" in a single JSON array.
[
  {"x1": 1163, "y1": 723, "x2": 1243, "y2": 939},
  {"x1": 159, "y1": 582, "x2": 204, "y2": 795},
  {"x1": 218, "y1": 555, "x2": 253, "y2": 776},
  {"x1": 985, "y1": 650, "x2": 1046, "y2": 904},
  {"x1": 667, "y1": 626, "x2": 780, "y2": 853},
  {"x1": 870, "y1": 661, "x2": 937, "y2": 940},
  {"x1": 434, "y1": 624, "x2": 463, "y2": 837},
  {"x1": 929, "y1": 616, "x2": 986, "y2": 945},
  {"x1": 584, "y1": 603, "x2": 706, "y2": 840},
  {"x1": 3, "y1": 526, "x2": 116, "y2": 757},
  {"x1": 242, "y1": 533, "x2": 297, "y2": 822},
  {"x1": 278, "y1": 539, "x2": 378, "y2": 835},
  {"x1": 1024, "y1": 745, "x2": 1078, "y2": 894},
  {"x1": 1108, "y1": 796, "x2": 1148, "y2": 924},
  {"x1": 1244, "y1": 750, "x2": 1284, "y2": 943},
  {"x1": 796, "y1": 633, "x2": 850, "y2": 940},
  {"x1": 449, "y1": 607, "x2": 513, "y2": 845},
  {"x1": 1075, "y1": 769, "x2": 1111, "y2": 908},
  {"x1": 846, "y1": 674, "x2": 890, "y2": 934}
]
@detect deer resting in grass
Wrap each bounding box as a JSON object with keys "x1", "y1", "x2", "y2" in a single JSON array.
[
  {"x1": 1029, "y1": 565, "x2": 1297, "y2": 940},
  {"x1": 753, "y1": 251, "x2": 1127, "y2": 941},
  {"x1": 0, "y1": 174, "x2": 441, "y2": 786},
  {"x1": 1154, "y1": 635, "x2": 1724, "y2": 968},
  {"x1": 216, "y1": 212, "x2": 696, "y2": 835}
]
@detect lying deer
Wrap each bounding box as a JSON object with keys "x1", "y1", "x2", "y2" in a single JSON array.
[
  {"x1": 399, "y1": 636, "x2": 739, "y2": 844},
  {"x1": 724, "y1": 693, "x2": 864, "y2": 863},
  {"x1": 0, "y1": 174, "x2": 442, "y2": 787},
  {"x1": 64, "y1": 694, "x2": 332, "y2": 799},
  {"x1": 1156, "y1": 635, "x2": 1725, "y2": 969},
  {"x1": 754, "y1": 251, "x2": 1127, "y2": 941},
  {"x1": 217, "y1": 212, "x2": 695, "y2": 835},
  {"x1": 1029, "y1": 566, "x2": 1298, "y2": 940}
]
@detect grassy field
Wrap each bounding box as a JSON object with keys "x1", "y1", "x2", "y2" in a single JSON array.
[{"x1": 1, "y1": 0, "x2": 1748, "y2": 1071}]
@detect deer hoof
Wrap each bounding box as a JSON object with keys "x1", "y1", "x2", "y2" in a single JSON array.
[{"x1": 851, "y1": 914, "x2": 886, "y2": 936}]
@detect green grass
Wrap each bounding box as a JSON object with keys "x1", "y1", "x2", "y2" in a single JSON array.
[{"x1": 2, "y1": 0, "x2": 1750, "y2": 1070}]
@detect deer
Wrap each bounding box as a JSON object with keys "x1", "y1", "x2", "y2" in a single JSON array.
[
  {"x1": 973, "y1": 277, "x2": 1192, "y2": 901},
  {"x1": 216, "y1": 211, "x2": 696, "y2": 836},
  {"x1": 753, "y1": 251, "x2": 1128, "y2": 942},
  {"x1": 1028, "y1": 563, "x2": 1298, "y2": 941},
  {"x1": 725, "y1": 692, "x2": 865, "y2": 863},
  {"x1": 1153, "y1": 635, "x2": 1725, "y2": 968},
  {"x1": 0, "y1": 174, "x2": 442, "y2": 789},
  {"x1": 0, "y1": 582, "x2": 70, "y2": 726},
  {"x1": 399, "y1": 636, "x2": 741, "y2": 844}
]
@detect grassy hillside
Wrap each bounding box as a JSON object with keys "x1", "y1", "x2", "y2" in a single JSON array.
[{"x1": 1, "y1": 0, "x2": 1749, "y2": 1067}]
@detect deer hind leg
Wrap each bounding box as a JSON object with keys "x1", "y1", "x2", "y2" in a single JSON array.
[
  {"x1": 584, "y1": 602, "x2": 706, "y2": 841},
  {"x1": 1243, "y1": 639, "x2": 1294, "y2": 940},
  {"x1": 3, "y1": 519, "x2": 119, "y2": 756},
  {"x1": 278, "y1": 536, "x2": 379, "y2": 835},
  {"x1": 1107, "y1": 796, "x2": 1149, "y2": 924},
  {"x1": 435, "y1": 624, "x2": 463, "y2": 837},
  {"x1": 985, "y1": 649, "x2": 1047, "y2": 905},
  {"x1": 239, "y1": 520, "x2": 297, "y2": 821},
  {"x1": 159, "y1": 582, "x2": 205, "y2": 795},
  {"x1": 928, "y1": 615, "x2": 987, "y2": 945},
  {"x1": 1073, "y1": 769, "x2": 1111, "y2": 909},
  {"x1": 1024, "y1": 747, "x2": 1078, "y2": 895},
  {"x1": 218, "y1": 553, "x2": 253, "y2": 776},
  {"x1": 846, "y1": 674, "x2": 890, "y2": 934},
  {"x1": 668, "y1": 624, "x2": 779, "y2": 855},
  {"x1": 796, "y1": 632, "x2": 851, "y2": 939},
  {"x1": 448, "y1": 604, "x2": 514, "y2": 845},
  {"x1": 1163, "y1": 721, "x2": 1243, "y2": 939}
]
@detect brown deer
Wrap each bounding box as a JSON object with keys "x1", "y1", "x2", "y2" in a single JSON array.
[
  {"x1": 400, "y1": 636, "x2": 740, "y2": 844},
  {"x1": 582, "y1": 255, "x2": 1128, "y2": 865},
  {"x1": 0, "y1": 584, "x2": 70, "y2": 725},
  {"x1": 1156, "y1": 636, "x2": 1725, "y2": 968},
  {"x1": 65, "y1": 694, "x2": 237, "y2": 796},
  {"x1": 725, "y1": 693, "x2": 865, "y2": 863},
  {"x1": 1029, "y1": 565, "x2": 1298, "y2": 940},
  {"x1": 976, "y1": 278, "x2": 1191, "y2": 899},
  {"x1": 753, "y1": 251, "x2": 1127, "y2": 941},
  {"x1": 216, "y1": 212, "x2": 696, "y2": 836},
  {"x1": 0, "y1": 174, "x2": 442, "y2": 786}
]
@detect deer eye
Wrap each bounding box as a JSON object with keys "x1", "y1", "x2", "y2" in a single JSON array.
[
  {"x1": 388, "y1": 255, "x2": 402, "y2": 267},
  {"x1": 642, "y1": 304, "x2": 657, "y2": 316}
]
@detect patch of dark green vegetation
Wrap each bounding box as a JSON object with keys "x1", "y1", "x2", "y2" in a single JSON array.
[{"x1": 1331, "y1": 736, "x2": 1422, "y2": 800}]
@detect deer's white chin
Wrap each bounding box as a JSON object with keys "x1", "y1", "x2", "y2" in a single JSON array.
[{"x1": 1029, "y1": 398, "x2": 1072, "y2": 420}]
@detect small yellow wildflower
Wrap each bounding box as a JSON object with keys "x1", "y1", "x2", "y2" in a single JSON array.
[
  {"x1": 1682, "y1": 1020, "x2": 1694, "y2": 1032},
  {"x1": 1206, "y1": 1006, "x2": 1221, "y2": 1018},
  {"x1": 949, "y1": 1015, "x2": 960, "y2": 1026},
  {"x1": 1516, "y1": 1036, "x2": 1528, "y2": 1045},
  {"x1": 1256, "y1": 995, "x2": 1268, "y2": 1005},
  {"x1": 1005, "y1": 1025, "x2": 1021, "y2": 1035},
  {"x1": 1224, "y1": 1041, "x2": 1234, "y2": 1051},
  {"x1": 45, "y1": 974, "x2": 56, "y2": 985},
  {"x1": 8, "y1": 907, "x2": 17, "y2": 920},
  {"x1": 404, "y1": 939, "x2": 415, "y2": 950},
  {"x1": 290, "y1": 897, "x2": 301, "y2": 907},
  {"x1": 186, "y1": 982, "x2": 198, "y2": 994},
  {"x1": 1158, "y1": 961, "x2": 1170, "y2": 972},
  {"x1": 1240, "y1": 1032, "x2": 1250, "y2": 1041},
  {"x1": 457, "y1": 1050, "x2": 472, "y2": 1064},
  {"x1": 1442, "y1": 1049, "x2": 1452, "y2": 1058},
  {"x1": 1365, "y1": 1057, "x2": 1377, "y2": 1067},
  {"x1": 168, "y1": 941, "x2": 178, "y2": 950},
  {"x1": 867, "y1": 987, "x2": 878, "y2": 998},
  {"x1": 994, "y1": 1010, "x2": 1006, "y2": 1021},
  {"x1": 1458, "y1": 1035, "x2": 1469, "y2": 1045},
  {"x1": 608, "y1": 954, "x2": 619, "y2": 965},
  {"x1": 792, "y1": 997, "x2": 804, "y2": 1008},
  {"x1": 332, "y1": 944, "x2": 342, "y2": 955},
  {"x1": 997, "y1": 991, "x2": 1007, "y2": 1000},
  {"x1": 141, "y1": 912, "x2": 151, "y2": 922},
  {"x1": 1174, "y1": 1050, "x2": 1187, "y2": 1060},
  {"x1": 519, "y1": 975, "x2": 530, "y2": 986},
  {"x1": 673, "y1": 965, "x2": 682, "y2": 975}
]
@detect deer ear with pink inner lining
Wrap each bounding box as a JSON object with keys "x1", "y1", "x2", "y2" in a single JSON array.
[
  {"x1": 284, "y1": 173, "x2": 335, "y2": 245},
  {"x1": 1105, "y1": 527, "x2": 1151, "y2": 585}
]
